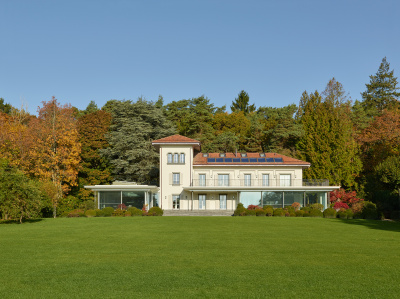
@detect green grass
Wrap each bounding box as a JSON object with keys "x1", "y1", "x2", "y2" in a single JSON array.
[{"x1": 1, "y1": 217, "x2": 400, "y2": 298}]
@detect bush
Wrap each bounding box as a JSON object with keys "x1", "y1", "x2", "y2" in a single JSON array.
[
  {"x1": 286, "y1": 206, "x2": 295, "y2": 214},
  {"x1": 67, "y1": 209, "x2": 86, "y2": 218},
  {"x1": 309, "y1": 203, "x2": 324, "y2": 211},
  {"x1": 264, "y1": 207, "x2": 273, "y2": 216},
  {"x1": 81, "y1": 199, "x2": 95, "y2": 211},
  {"x1": 300, "y1": 207, "x2": 311, "y2": 213},
  {"x1": 351, "y1": 201, "x2": 364, "y2": 218},
  {"x1": 289, "y1": 212, "x2": 296, "y2": 217},
  {"x1": 95, "y1": 209, "x2": 104, "y2": 217},
  {"x1": 127, "y1": 207, "x2": 142, "y2": 216},
  {"x1": 234, "y1": 203, "x2": 247, "y2": 216},
  {"x1": 362, "y1": 201, "x2": 379, "y2": 219},
  {"x1": 85, "y1": 209, "x2": 97, "y2": 217},
  {"x1": 273, "y1": 208, "x2": 285, "y2": 217},
  {"x1": 112, "y1": 209, "x2": 125, "y2": 217},
  {"x1": 333, "y1": 202, "x2": 350, "y2": 211},
  {"x1": 346, "y1": 209, "x2": 354, "y2": 219},
  {"x1": 102, "y1": 207, "x2": 114, "y2": 217},
  {"x1": 255, "y1": 209, "x2": 266, "y2": 216},
  {"x1": 263, "y1": 205, "x2": 274, "y2": 210},
  {"x1": 247, "y1": 205, "x2": 261, "y2": 210},
  {"x1": 147, "y1": 206, "x2": 164, "y2": 216},
  {"x1": 323, "y1": 208, "x2": 337, "y2": 219},
  {"x1": 295, "y1": 210, "x2": 305, "y2": 217},
  {"x1": 337, "y1": 209, "x2": 348, "y2": 219},
  {"x1": 117, "y1": 203, "x2": 127, "y2": 210},
  {"x1": 309, "y1": 209, "x2": 323, "y2": 218},
  {"x1": 291, "y1": 202, "x2": 301, "y2": 211},
  {"x1": 245, "y1": 209, "x2": 256, "y2": 216}
]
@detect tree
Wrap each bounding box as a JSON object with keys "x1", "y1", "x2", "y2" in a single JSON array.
[
  {"x1": 100, "y1": 98, "x2": 176, "y2": 184},
  {"x1": 28, "y1": 98, "x2": 81, "y2": 217},
  {"x1": 375, "y1": 156, "x2": 400, "y2": 199},
  {"x1": 296, "y1": 79, "x2": 362, "y2": 188},
  {"x1": 230, "y1": 90, "x2": 256, "y2": 115},
  {"x1": 0, "y1": 160, "x2": 45, "y2": 223},
  {"x1": 361, "y1": 57, "x2": 400, "y2": 115},
  {"x1": 76, "y1": 110, "x2": 113, "y2": 201},
  {"x1": 0, "y1": 98, "x2": 12, "y2": 114}
]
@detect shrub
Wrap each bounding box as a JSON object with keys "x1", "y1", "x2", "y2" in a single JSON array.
[
  {"x1": 68, "y1": 209, "x2": 86, "y2": 218},
  {"x1": 362, "y1": 201, "x2": 379, "y2": 220},
  {"x1": 309, "y1": 203, "x2": 324, "y2": 211},
  {"x1": 286, "y1": 206, "x2": 295, "y2": 214},
  {"x1": 95, "y1": 209, "x2": 104, "y2": 217},
  {"x1": 112, "y1": 209, "x2": 125, "y2": 217},
  {"x1": 85, "y1": 209, "x2": 97, "y2": 217},
  {"x1": 102, "y1": 207, "x2": 114, "y2": 217},
  {"x1": 127, "y1": 207, "x2": 143, "y2": 216},
  {"x1": 333, "y1": 202, "x2": 350, "y2": 211},
  {"x1": 247, "y1": 205, "x2": 261, "y2": 210},
  {"x1": 323, "y1": 208, "x2": 337, "y2": 219},
  {"x1": 245, "y1": 209, "x2": 256, "y2": 216},
  {"x1": 337, "y1": 209, "x2": 348, "y2": 219},
  {"x1": 330, "y1": 188, "x2": 364, "y2": 206},
  {"x1": 289, "y1": 212, "x2": 296, "y2": 217},
  {"x1": 81, "y1": 199, "x2": 95, "y2": 211},
  {"x1": 346, "y1": 209, "x2": 354, "y2": 219},
  {"x1": 234, "y1": 203, "x2": 247, "y2": 216},
  {"x1": 300, "y1": 207, "x2": 311, "y2": 213},
  {"x1": 351, "y1": 201, "x2": 364, "y2": 218},
  {"x1": 295, "y1": 210, "x2": 305, "y2": 217},
  {"x1": 291, "y1": 202, "x2": 301, "y2": 211},
  {"x1": 309, "y1": 209, "x2": 323, "y2": 218},
  {"x1": 117, "y1": 203, "x2": 127, "y2": 210},
  {"x1": 255, "y1": 208, "x2": 266, "y2": 216},
  {"x1": 273, "y1": 208, "x2": 285, "y2": 217},
  {"x1": 263, "y1": 205, "x2": 273, "y2": 210},
  {"x1": 264, "y1": 207, "x2": 273, "y2": 216},
  {"x1": 148, "y1": 206, "x2": 164, "y2": 216}
]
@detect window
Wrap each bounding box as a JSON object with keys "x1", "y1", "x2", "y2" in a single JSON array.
[
  {"x1": 203, "y1": 153, "x2": 208, "y2": 157},
  {"x1": 172, "y1": 195, "x2": 180, "y2": 210},
  {"x1": 167, "y1": 153, "x2": 172, "y2": 163},
  {"x1": 199, "y1": 174, "x2": 206, "y2": 186},
  {"x1": 280, "y1": 174, "x2": 291, "y2": 186},
  {"x1": 260, "y1": 153, "x2": 265, "y2": 157},
  {"x1": 199, "y1": 194, "x2": 206, "y2": 210},
  {"x1": 218, "y1": 174, "x2": 229, "y2": 186},
  {"x1": 172, "y1": 173, "x2": 180, "y2": 185},
  {"x1": 244, "y1": 174, "x2": 251, "y2": 186},
  {"x1": 241, "y1": 153, "x2": 247, "y2": 157},
  {"x1": 180, "y1": 153, "x2": 185, "y2": 164},
  {"x1": 173, "y1": 153, "x2": 179, "y2": 163},
  {"x1": 262, "y1": 174, "x2": 269, "y2": 186},
  {"x1": 220, "y1": 153, "x2": 226, "y2": 157},
  {"x1": 219, "y1": 194, "x2": 227, "y2": 210}
]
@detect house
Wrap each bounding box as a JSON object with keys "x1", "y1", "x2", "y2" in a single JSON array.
[{"x1": 151, "y1": 134, "x2": 340, "y2": 211}]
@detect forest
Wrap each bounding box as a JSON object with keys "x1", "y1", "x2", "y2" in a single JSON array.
[{"x1": 1, "y1": 57, "x2": 399, "y2": 220}]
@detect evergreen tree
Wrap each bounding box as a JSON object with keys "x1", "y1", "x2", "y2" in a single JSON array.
[
  {"x1": 230, "y1": 90, "x2": 256, "y2": 115},
  {"x1": 0, "y1": 98, "x2": 12, "y2": 114},
  {"x1": 100, "y1": 98, "x2": 176, "y2": 184},
  {"x1": 361, "y1": 57, "x2": 400, "y2": 114}
]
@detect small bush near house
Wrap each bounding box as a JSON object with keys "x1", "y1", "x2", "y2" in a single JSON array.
[
  {"x1": 333, "y1": 202, "x2": 350, "y2": 211},
  {"x1": 337, "y1": 209, "x2": 348, "y2": 219},
  {"x1": 362, "y1": 201, "x2": 379, "y2": 219},
  {"x1": 234, "y1": 203, "x2": 247, "y2": 216},
  {"x1": 95, "y1": 209, "x2": 104, "y2": 217},
  {"x1": 128, "y1": 207, "x2": 143, "y2": 216},
  {"x1": 81, "y1": 200, "x2": 95, "y2": 211},
  {"x1": 323, "y1": 208, "x2": 337, "y2": 218},
  {"x1": 255, "y1": 209, "x2": 266, "y2": 216},
  {"x1": 85, "y1": 209, "x2": 97, "y2": 217},
  {"x1": 264, "y1": 207, "x2": 273, "y2": 216},
  {"x1": 247, "y1": 205, "x2": 261, "y2": 210},
  {"x1": 300, "y1": 207, "x2": 311, "y2": 213},
  {"x1": 309, "y1": 203, "x2": 324, "y2": 211},
  {"x1": 295, "y1": 210, "x2": 305, "y2": 217},
  {"x1": 291, "y1": 202, "x2": 301, "y2": 211},
  {"x1": 245, "y1": 209, "x2": 256, "y2": 216},
  {"x1": 309, "y1": 209, "x2": 323, "y2": 217},
  {"x1": 148, "y1": 207, "x2": 164, "y2": 216},
  {"x1": 102, "y1": 207, "x2": 114, "y2": 217},
  {"x1": 351, "y1": 201, "x2": 364, "y2": 218},
  {"x1": 263, "y1": 205, "x2": 273, "y2": 210},
  {"x1": 117, "y1": 203, "x2": 127, "y2": 210},
  {"x1": 289, "y1": 212, "x2": 296, "y2": 217},
  {"x1": 286, "y1": 206, "x2": 295, "y2": 214},
  {"x1": 112, "y1": 209, "x2": 125, "y2": 217},
  {"x1": 273, "y1": 208, "x2": 285, "y2": 217},
  {"x1": 68, "y1": 209, "x2": 86, "y2": 218},
  {"x1": 346, "y1": 209, "x2": 354, "y2": 219}
]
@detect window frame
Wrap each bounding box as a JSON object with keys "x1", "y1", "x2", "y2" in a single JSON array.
[{"x1": 172, "y1": 173, "x2": 180, "y2": 185}]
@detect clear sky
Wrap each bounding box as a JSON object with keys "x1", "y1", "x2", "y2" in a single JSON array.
[{"x1": 1, "y1": 0, "x2": 399, "y2": 115}]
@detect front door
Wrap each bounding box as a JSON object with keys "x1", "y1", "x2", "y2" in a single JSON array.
[
  {"x1": 219, "y1": 194, "x2": 227, "y2": 210},
  {"x1": 199, "y1": 194, "x2": 206, "y2": 210}
]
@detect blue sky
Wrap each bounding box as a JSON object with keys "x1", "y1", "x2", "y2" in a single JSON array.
[{"x1": 1, "y1": 0, "x2": 399, "y2": 115}]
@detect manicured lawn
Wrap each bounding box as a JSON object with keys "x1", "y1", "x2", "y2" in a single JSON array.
[{"x1": 1, "y1": 217, "x2": 400, "y2": 298}]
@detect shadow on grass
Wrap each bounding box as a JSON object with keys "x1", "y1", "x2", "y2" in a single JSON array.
[
  {"x1": 0, "y1": 218, "x2": 44, "y2": 225},
  {"x1": 337, "y1": 218, "x2": 400, "y2": 232}
]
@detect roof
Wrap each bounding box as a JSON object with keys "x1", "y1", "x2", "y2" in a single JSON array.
[
  {"x1": 193, "y1": 152, "x2": 310, "y2": 167},
  {"x1": 152, "y1": 134, "x2": 201, "y2": 150}
]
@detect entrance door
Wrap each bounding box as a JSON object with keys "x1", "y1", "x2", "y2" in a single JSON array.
[
  {"x1": 172, "y1": 195, "x2": 180, "y2": 210},
  {"x1": 219, "y1": 194, "x2": 227, "y2": 210},
  {"x1": 199, "y1": 195, "x2": 206, "y2": 210}
]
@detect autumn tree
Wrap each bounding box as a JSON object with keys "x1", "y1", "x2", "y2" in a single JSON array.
[
  {"x1": 100, "y1": 98, "x2": 176, "y2": 184},
  {"x1": 76, "y1": 110, "x2": 113, "y2": 200},
  {"x1": 361, "y1": 57, "x2": 400, "y2": 115},
  {"x1": 230, "y1": 90, "x2": 256, "y2": 115},
  {"x1": 296, "y1": 79, "x2": 362, "y2": 188},
  {"x1": 28, "y1": 98, "x2": 81, "y2": 217}
]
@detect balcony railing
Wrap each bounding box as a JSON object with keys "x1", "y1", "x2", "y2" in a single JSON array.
[{"x1": 190, "y1": 179, "x2": 329, "y2": 187}]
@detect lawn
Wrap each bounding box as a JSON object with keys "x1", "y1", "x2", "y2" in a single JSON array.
[{"x1": 1, "y1": 217, "x2": 400, "y2": 298}]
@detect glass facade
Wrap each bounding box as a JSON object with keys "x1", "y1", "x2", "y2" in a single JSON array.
[
  {"x1": 99, "y1": 191, "x2": 147, "y2": 209},
  {"x1": 122, "y1": 191, "x2": 145, "y2": 209},
  {"x1": 262, "y1": 192, "x2": 283, "y2": 208},
  {"x1": 305, "y1": 192, "x2": 326, "y2": 208},
  {"x1": 240, "y1": 191, "x2": 262, "y2": 208},
  {"x1": 283, "y1": 192, "x2": 303, "y2": 207}
]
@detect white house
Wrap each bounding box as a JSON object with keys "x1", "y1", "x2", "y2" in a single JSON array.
[{"x1": 152, "y1": 134, "x2": 340, "y2": 211}]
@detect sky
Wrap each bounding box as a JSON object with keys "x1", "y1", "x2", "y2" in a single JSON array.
[{"x1": 1, "y1": 0, "x2": 399, "y2": 115}]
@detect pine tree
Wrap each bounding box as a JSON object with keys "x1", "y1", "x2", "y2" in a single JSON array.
[
  {"x1": 230, "y1": 90, "x2": 256, "y2": 115},
  {"x1": 361, "y1": 57, "x2": 400, "y2": 114}
]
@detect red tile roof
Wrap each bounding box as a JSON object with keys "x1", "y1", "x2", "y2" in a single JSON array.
[
  {"x1": 152, "y1": 134, "x2": 200, "y2": 144},
  {"x1": 193, "y1": 152, "x2": 310, "y2": 166}
]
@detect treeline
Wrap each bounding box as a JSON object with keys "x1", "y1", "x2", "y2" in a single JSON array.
[{"x1": 1, "y1": 57, "x2": 399, "y2": 221}]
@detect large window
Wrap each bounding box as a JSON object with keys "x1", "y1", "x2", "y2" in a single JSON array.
[
  {"x1": 199, "y1": 174, "x2": 206, "y2": 186},
  {"x1": 122, "y1": 191, "x2": 145, "y2": 209},
  {"x1": 167, "y1": 153, "x2": 172, "y2": 163},
  {"x1": 240, "y1": 191, "x2": 262, "y2": 208},
  {"x1": 305, "y1": 192, "x2": 326, "y2": 209},
  {"x1": 99, "y1": 191, "x2": 145, "y2": 209},
  {"x1": 172, "y1": 173, "x2": 180, "y2": 185},
  {"x1": 173, "y1": 153, "x2": 179, "y2": 163},
  {"x1": 172, "y1": 195, "x2": 180, "y2": 210},
  {"x1": 199, "y1": 194, "x2": 206, "y2": 210},
  {"x1": 262, "y1": 174, "x2": 269, "y2": 186},
  {"x1": 280, "y1": 174, "x2": 291, "y2": 186},
  {"x1": 244, "y1": 174, "x2": 251, "y2": 186},
  {"x1": 219, "y1": 194, "x2": 227, "y2": 210},
  {"x1": 284, "y1": 192, "x2": 303, "y2": 207},
  {"x1": 262, "y1": 191, "x2": 283, "y2": 208},
  {"x1": 218, "y1": 174, "x2": 229, "y2": 186},
  {"x1": 180, "y1": 153, "x2": 185, "y2": 164}
]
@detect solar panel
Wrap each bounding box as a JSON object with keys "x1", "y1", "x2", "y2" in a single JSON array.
[
  {"x1": 207, "y1": 158, "x2": 215, "y2": 162},
  {"x1": 274, "y1": 158, "x2": 283, "y2": 162},
  {"x1": 258, "y1": 158, "x2": 266, "y2": 162},
  {"x1": 224, "y1": 158, "x2": 232, "y2": 162},
  {"x1": 241, "y1": 158, "x2": 249, "y2": 162},
  {"x1": 266, "y1": 158, "x2": 274, "y2": 162},
  {"x1": 216, "y1": 158, "x2": 224, "y2": 162},
  {"x1": 233, "y1": 158, "x2": 241, "y2": 162},
  {"x1": 249, "y1": 158, "x2": 257, "y2": 162}
]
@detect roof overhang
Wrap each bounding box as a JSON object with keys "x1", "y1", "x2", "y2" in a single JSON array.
[
  {"x1": 183, "y1": 186, "x2": 340, "y2": 192},
  {"x1": 193, "y1": 164, "x2": 310, "y2": 168},
  {"x1": 84, "y1": 185, "x2": 159, "y2": 192},
  {"x1": 152, "y1": 142, "x2": 201, "y2": 151}
]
